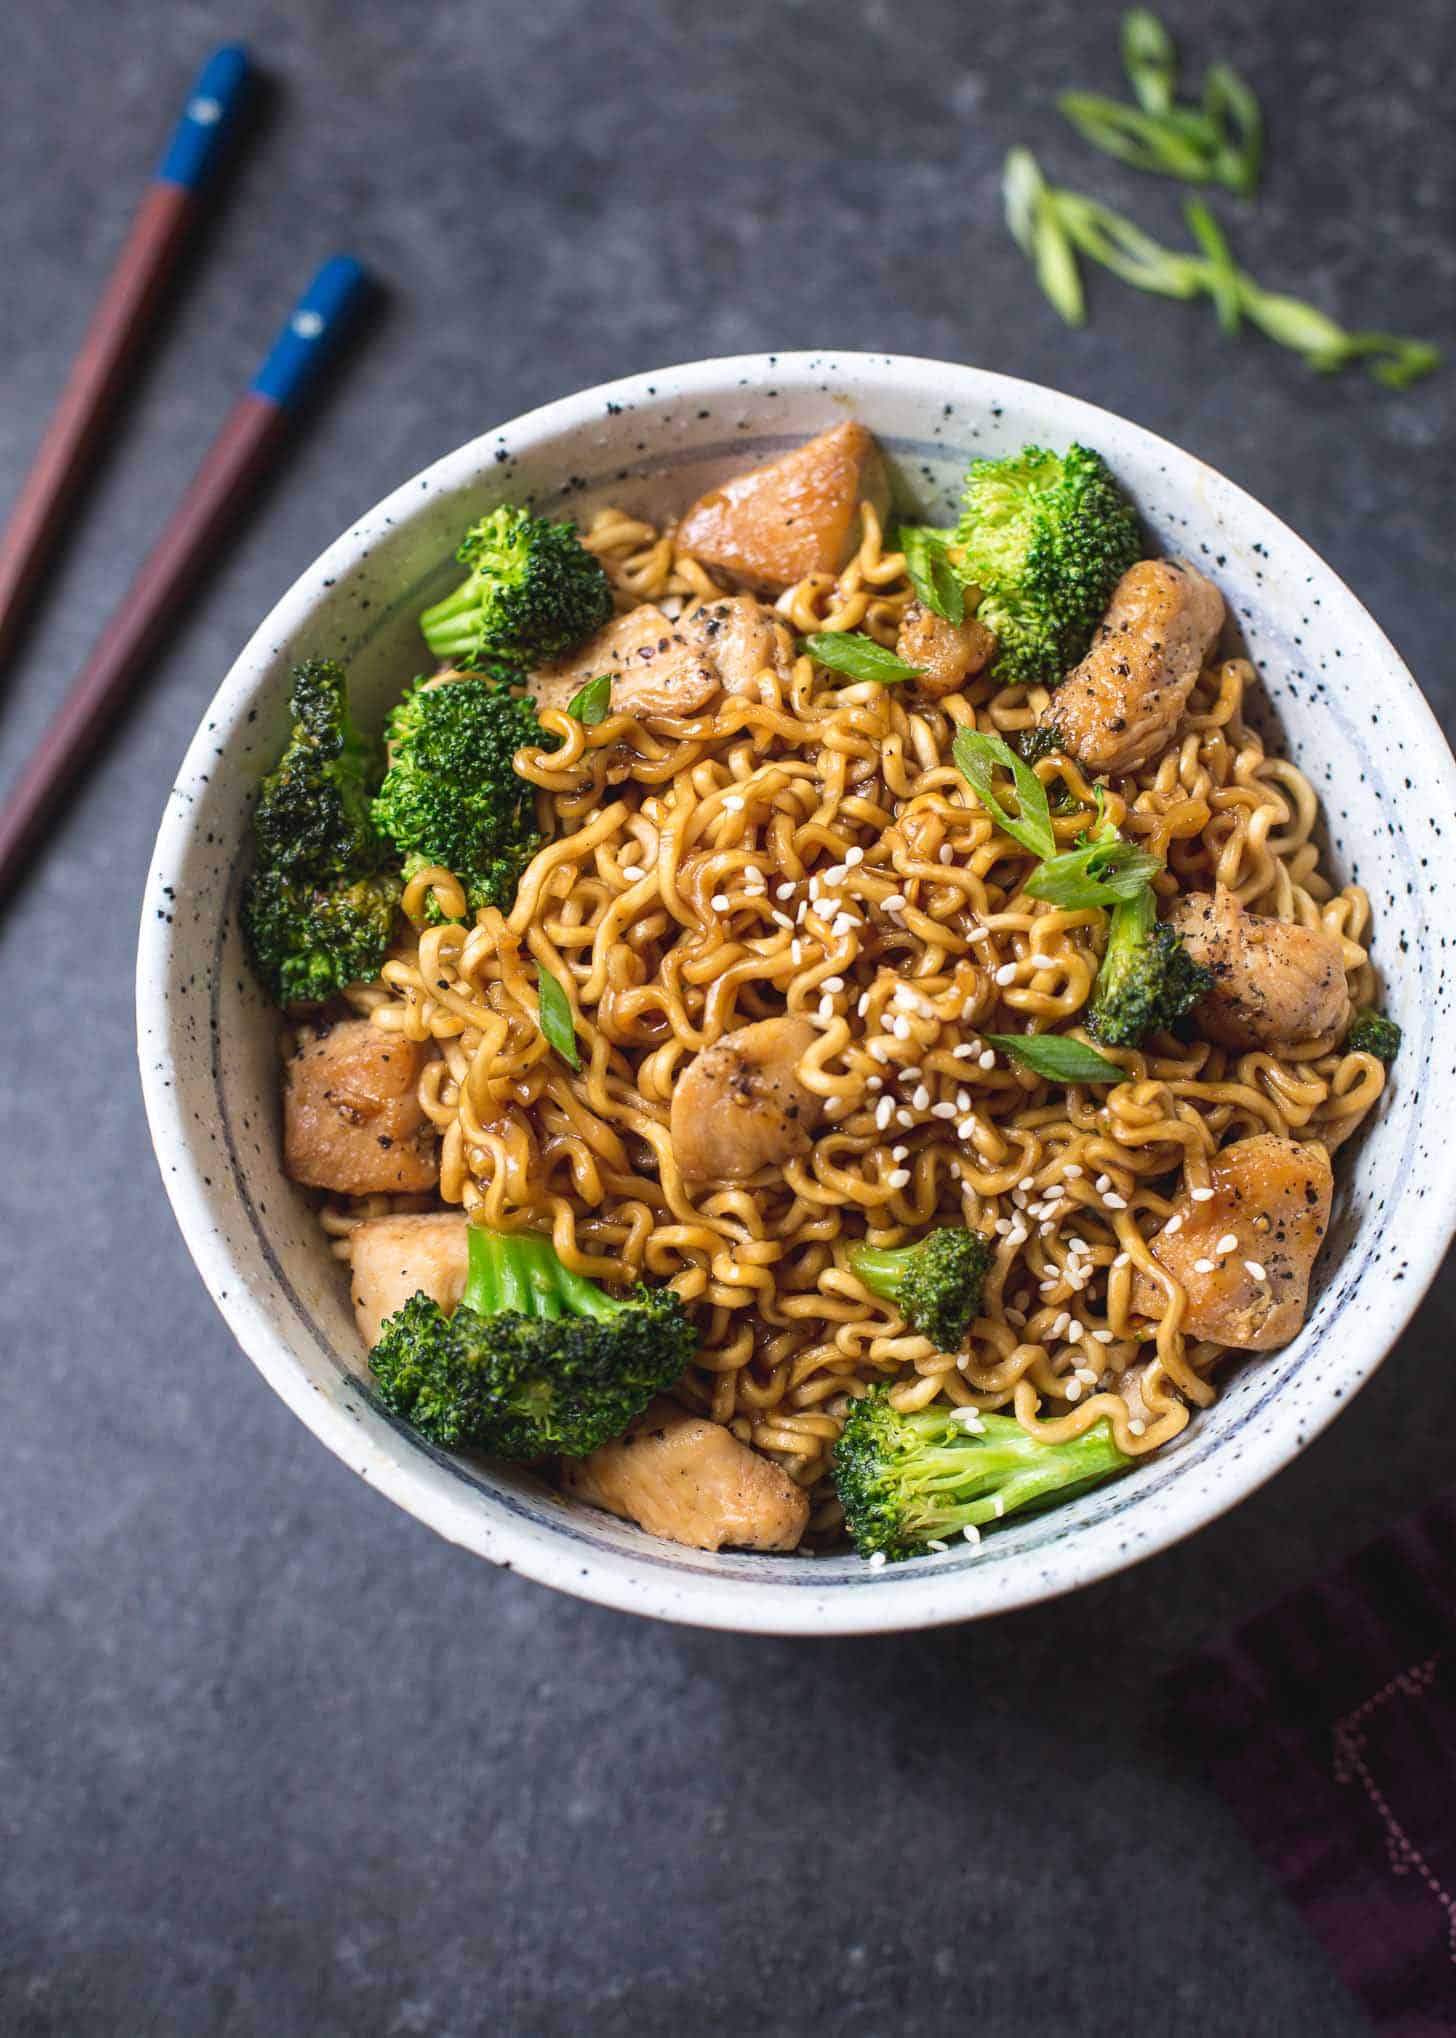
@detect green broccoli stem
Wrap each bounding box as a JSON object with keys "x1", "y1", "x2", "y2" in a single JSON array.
[
  {"x1": 419, "y1": 582, "x2": 481, "y2": 664},
  {"x1": 1104, "y1": 880, "x2": 1154, "y2": 970},
  {"x1": 848, "y1": 1245, "x2": 916, "y2": 1303},
  {"x1": 904, "y1": 1412, "x2": 1128, "y2": 1536},
  {"x1": 462, "y1": 1225, "x2": 627, "y2": 1323}
]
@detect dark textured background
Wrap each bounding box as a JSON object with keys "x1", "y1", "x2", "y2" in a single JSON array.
[{"x1": 2, "y1": 2, "x2": 1452, "y2": 2032}]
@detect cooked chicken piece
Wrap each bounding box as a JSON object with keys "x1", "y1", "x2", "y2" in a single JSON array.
[
  {"x1": 561, "y1": 1399, "x2": 810, "y2": 1551},
  {"x1": 670, "y1": 1015, "x2": 824, "y2": 1183},
  {"x1": 348, "y1": 1212, "x2": 470, "y2": 1348},
  {"x1": 283, "y1": 1020, "x2": 439, "y2": 1195},
  {"x1": 1166, "y1": 885, "x2": 1351, "y2": 1049},
  {"x1": 896, "y1": 600, "x2": 997, "y2": 697},
  {"x1": 1130, "y1": 1135, "x2": 1333, "y2": 1349},
  {"x1": 532, "y1": 605, "x2": 719, "y2": 718},
  {"x1": 675, "y1": 422, "x2": 890, "y2": 594},
  {"x1": 679, "y1": 594, "x2": 794, "y2": 695},
  {"x1": 1041, "y1": 559, "x2": 1225, "y2": 775}
]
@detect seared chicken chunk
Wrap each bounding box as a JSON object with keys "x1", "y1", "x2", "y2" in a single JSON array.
[
  {"x1": 561, "y1": 1399, "x2": 810, "y2": 1551},
  {"x1": 670, "y1": 1015, "x2": 824, "y2": 1182},
  {"x1": 896, "y1": 600, "x2": 997, "y2": 697},
  {"x1": 533, "y1": 605, "x2": 719, "y2": 718},
  {"x1": 348, "y1": 1211, "x2": 470, "y2": 1348},
  {"x1": 532, "y1": 594, "x2": 791, "y2": 718},
  {"x1": 1041, "y1": 559, "x2": 1224, "y2": 775},
  {"x1": 676, "y1": 422, "x2": 890, "y2": 594},
  {"x1": 283, "y1": 1020, "x2": 439, "y2": 1195},
  {"x1": 679, "y1": 595, "x2": 794, "y2": 695},
  {"x1": 1130, "y1": 1135, "x2": 1333, "y2": 1349},
  {"x1": 1167, "y1": 886, "x2": 1351, "y2": 1049}
]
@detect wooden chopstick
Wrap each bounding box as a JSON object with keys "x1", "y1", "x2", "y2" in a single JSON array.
[
  {"x1": 0, "y1": 257, "x2": 372, "y2": 905},
  {"x1": 0, "y1": 46, "x2": 252, "y2": 674}
]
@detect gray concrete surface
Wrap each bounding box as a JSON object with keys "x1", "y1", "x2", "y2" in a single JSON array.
[{"x1": 2, "y1": 1, "x2": 1452, "y2": 2031}]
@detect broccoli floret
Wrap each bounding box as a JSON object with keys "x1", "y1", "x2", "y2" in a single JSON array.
[
  {"x1": 1346, "y1": 1006, "x2": 1401, "y2": 1066},
  {"x1": 954, "y1": 444, "x2": 1141, "y2": 690},
  {"x1": 849, "y1": 1228, "x2": 994, "y2": 1351},
  {"x1": 248, "y1": 658, "x2": 383, "y2": 875},
  {"x1": 1086, "y1": 885, "x2": 1211, "y2": 1048},
  {"x1": 371, "y1": 674, "x2": 543, "y2": 922},
  {"x1": 834, "y1": 1391, "x2": 1130, "y2": 1561},
  {"x1": 1016, "y1": 723, "x2": 1064, "y2": 765},
  {"x1": 241, "y1": 865, "x2": 401, "y2": 1007},
  {"x1": 419, "y1": 505, "x2": 613, "y2": 669},
  {"x1": 369, "y1": 1225, "x2": 696, "y2": 1459},
  {"x1": 241, "y1": 659, "x2": 399, "y2": 1006}
]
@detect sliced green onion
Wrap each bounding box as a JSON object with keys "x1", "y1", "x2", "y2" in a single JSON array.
[
  {"x1": 986, "y1": 1032, "x2": 1127, "y2": 1085},
  {"x1": 565, "y1": 673, "x2": 612, "y2": 724},
  {"x1": 1202, "y1": 61, "x2": 1263, "y2": 196},
  {"x1": 801, "y1": 631, "x2": 920, "y2": 685},
  {"x1": 952, "y1": 727, "x2": 1056, "y2": 862},
  {"x1": 896, "y1": 526, "x2": 964, "y2": 624},
  {"x1": 535, "y1": 961, "x2": 581, "y2": 1070},
  {"x1": 1122, "y1": 7, "x2": 1178, "y2": 116},
  {"x1": 1058, "y1": 93, "x2": 1213, "y2": 182},
  {"x1": 1184, "y1": 200, "x2": 1242, "y2": 336},
  {"x1": 1055, "y1": 189, "x2": 1206, "y2": 299},
  {"x1": 1003, "y1": 148, "x2": 1085, "y2": 327},
  {"x1": 1026, "y1": 839, "x2": 1163, "y2": 909}
]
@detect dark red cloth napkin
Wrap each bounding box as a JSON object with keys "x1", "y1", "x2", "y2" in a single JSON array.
[{"x1": 1168, "y1": 1495, "x2": 1456, "y2": 2036}]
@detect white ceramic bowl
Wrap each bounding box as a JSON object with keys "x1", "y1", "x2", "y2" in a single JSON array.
[{"x1": 137, "y1": 353, "x2": 1456, "y2": 1634}]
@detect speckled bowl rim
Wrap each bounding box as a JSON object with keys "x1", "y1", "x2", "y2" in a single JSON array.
[{"x1": 138, "y1": 352, "x2": 1456, "y2": 1634}]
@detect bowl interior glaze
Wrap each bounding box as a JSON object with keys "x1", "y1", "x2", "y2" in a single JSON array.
[{"x1": 137, "y1": 354, "x2": 1456, "y2": 1634}]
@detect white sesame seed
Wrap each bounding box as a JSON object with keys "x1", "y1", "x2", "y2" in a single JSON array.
[
  {"x1": 896, "y1": 1109, "x2": 914, "y2": 1129},
  {"x1": 956, "y1": 1089, "x2": 972, "y2": 1111},
  {"x1": 1164, "y1": 1213, "x2": 1183, "y2": 1235},
  {"x1": 832, "y1": 913, "x2": 857, "y2": 937},
  {"x1": 621, "y1": 865, "x2": 645, "y2": 882},
  {"x1": 1062, "y1": 1164, "x2": 1083, "y2": 1180},
  {"x1": 939, "y1": 843, "x2": 955, "y2": 863},
  {"x1": 1091, "y1": 1329, "x2": 1114, "y2": 1345},
  {"x1": 1095, "y1": 1173, "x2": 1113, "y2": 1193},
  {"x1": 723, "y1": 794, "x2": 744, "y2": 812},
  {"x1": 817, "y1": 997, "x2": 834, "y2": 1022},
  {"x1": 776, "y1": 882, "x2": 796, "y2": 901},
  {"x1": 1193, "y1": 1257, "x2": 1216, "y2": 1274},
  {"x1": 951, "y1": 1407, "x2": 986, "y2": 1432},
  {"x1": 952, "y1": 1043, "x2": 977, "y2": 1060},
  {"x1": 1005, "y1": 1308, "x2": 1026, "y2": 1328},
  {"x1": 711, "y1": 894, "x2": 731, "y2": 911},
  {"x1": 958, "y1": 1119, "x2": 977, "y2": 1140},
  {"x1": 891, "y1": 1144, "x2": 909, "y2": 1161},
  {"x1": 875, "y1": 1097, "x2": 894, "y2": 1130},
  {"x1": 772, "y1": 911, "x2": 794, "y2": 930},
  {"x1": 882, "y1": 893, "x2": 907, "y2": 911},
  {"x1": 823, "y1": 975, "x2": 845, "y2": 993},
  {"x1": 1129, "y1": 1418, "x2": 1146, "y2": 1437},
  {"x1": 1029, "y1": 953, "x2": 1057, "y2": 969},
  {"x1": 967, "y1": 926, "x2": 990, "y2": 944},
  {"x1": 795, "y1": 900, "x2": 809, "y2": 924},
  {"x1": 790, "y1": 940, "x2": 803, "y2": 964},
  {"x1": 1051, "y1": 1312, "x2": 1070, "y2": 1338},
  {"x1": 963, "y1": 1523, "x2": 982, "y2": 1545},
  {"x1": 1068, "y1": 1236, "x2": 1089, "y2": 1257},
  {"x1": 1102, "y1": 1192, "x2": 1128, "y2": 1210},
  {"x1": 823, "y1": 863, "x2": 847, "y2": 886},
  {"x1": 899, "y1": 1065, "x2": 921, "y2": 1081},
  {"x1": 867, "y1": 1075, "x2": 882, "y2": 1092},
  {"x1": 857, "y1": 993, "x2": 871, "y2": 1017},
  {"x1": 1018, "y1": 1175, "x2": 1036, "y2": 1192},
  {"x1": 912, "y1": 1085, "x2": 931, "y2": 1110},
  {"x1": 1007, "y1": 1224, "x2": 1029, "y2": 1248},
  {"x1": 892, "y1": 1016, "x2": 913, "y2": 1040},
  {"x1": 868, "y1": 1550, "x2": 888, "y2": 1569},
  {"x1": 1216, "y1": 1232, "x2": 1239, "y2": 1257},
  {"x1": 979, "y1": 1049, "x2": 996, "y2": 1070},
  {"x1": 1075, "y1": 1366, "x2": 1098, "y2": 1385},
  {"x1": 887, "y1": 1168, "x2": 911, "y2": 1189},
  {"x1": 926, "y1": 1537, "x2": 949, "y2": 1553},
  {"x1": 932, "y1": 1101, "x2": 957, "y2": 1120},
  {"x1": 1112, "y1": 1252, "x2": 1130, "y2": 1269},
  {"x1": 994, "y1": 1217, "x2": 1011, "y2": 1236},
  {"x1": 1244, "y1": 1259, "x2": 1267, "y2": 1280},
  {"x1": 1066, "y1": 1320, "x2": 1084, "y2": 1342},
  {"x1": 1065, "y1": 1378, "x2": 1083, "y2": 1402},
  {"x1": 869, "y1": 1039, "x2": 890, "y2": 1062},
  {"x1": 1190, "y1": 1185, "x2": 1215, "y2": 1203},
  {"x1": 994, "y1": 962, "x2": 1018, "y2": 987},
  {"x1": 845, "y1": 846, "x2": 865, "y2": 867}
]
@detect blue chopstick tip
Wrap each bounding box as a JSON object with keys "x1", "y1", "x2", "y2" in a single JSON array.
[{"x1": 157, "y1": 45, "x2": 252, "y2": 190}]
